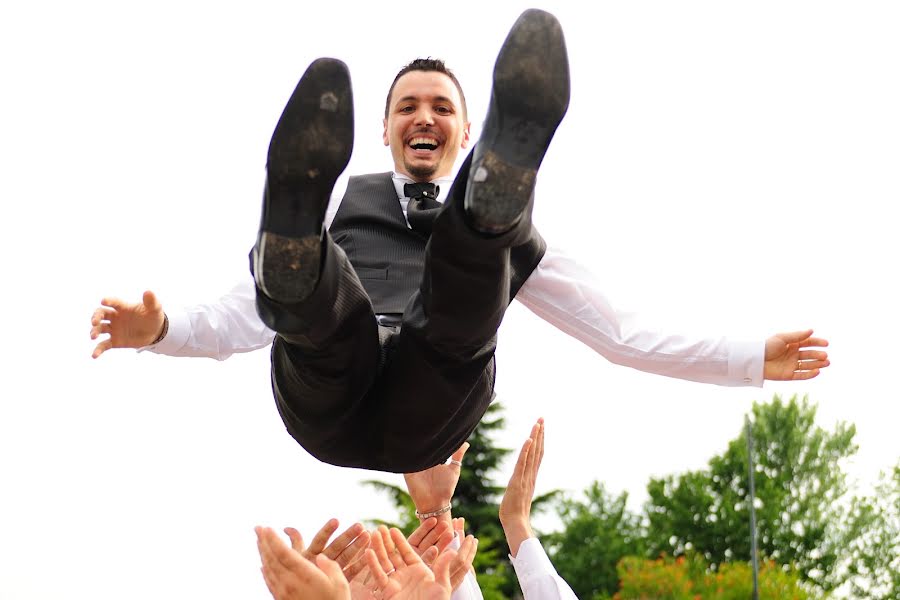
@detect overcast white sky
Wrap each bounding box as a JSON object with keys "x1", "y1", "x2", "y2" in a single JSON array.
[{"x1": 1, "y1": 1, "x2": 898, "y2": 598}]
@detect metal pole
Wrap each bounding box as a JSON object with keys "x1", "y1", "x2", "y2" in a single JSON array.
[{"x1": 746, "y1": 415, "x2": 760, "y2": 600}]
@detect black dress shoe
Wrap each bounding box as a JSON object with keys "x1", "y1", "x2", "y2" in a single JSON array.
[
  {"x1": 464, "y1": 9, "x2": 570, "y2": 235},
  {"x1": 253, "y1": 58, "x2": 354, "y2": 302}
]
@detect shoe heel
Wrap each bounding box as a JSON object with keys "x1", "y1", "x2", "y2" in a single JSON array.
[
  {"x1": 256, "y1": 232, "x2": 322, "y2": 301},
  {"x1": 466, "y1": 150, "x2": 537, "y2": 234}
]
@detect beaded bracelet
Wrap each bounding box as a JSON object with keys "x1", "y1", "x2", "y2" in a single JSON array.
[{"x1": 415, "y1": 504, "x2": 452, "y2": 519}]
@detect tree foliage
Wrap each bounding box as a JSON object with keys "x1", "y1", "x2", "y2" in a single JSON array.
[
  {"x1": 615, "y1": 554, "x2": 817, "y2": 600},
  {"x1": 645, "y1": 394, "x2": 858, "y2": 591},
  {"x1": 840, "y1": 462, "x2": 900, "y2": 600},
  {"x1": 545, "y1": 482, "x2": 646, "y2": 599}
]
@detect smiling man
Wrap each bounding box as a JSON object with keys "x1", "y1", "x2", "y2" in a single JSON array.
[
  {"x1": 250, "y1": 9, "x2": 567, "y2": 471},
  {"x1": 91, "y1": 9, "x2": 830, "y2": 474}
]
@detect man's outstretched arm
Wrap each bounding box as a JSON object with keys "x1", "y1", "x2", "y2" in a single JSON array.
[
  {"x1": 517, "y1": 247, "x2": 830, "y2": 386},
  {"x1": 90, "y1": 278, "x2": 274, "y2": 360}
]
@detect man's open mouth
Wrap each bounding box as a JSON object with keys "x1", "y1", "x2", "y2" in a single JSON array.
[{"x1": 408, "y1": 137, "x2": 439, "y2": 151}]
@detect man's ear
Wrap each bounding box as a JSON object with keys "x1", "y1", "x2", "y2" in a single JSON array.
[
  {"x1": 461, "y1": 121, "x2": 471, "y2": 149},
  {"x1": 383, "y1": 118, "x2": 390, "y2": 146}
]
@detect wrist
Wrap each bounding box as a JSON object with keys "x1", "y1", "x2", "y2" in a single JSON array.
[
  {"x1": 415, "y1": 503, "x2": 452, "y2": 521},
  {"x1": 501, "y1": 520, "x2": 534, "y2": 558},
  {"x1": 149, "y1": 313, "x2": 169, "y2": 345}
]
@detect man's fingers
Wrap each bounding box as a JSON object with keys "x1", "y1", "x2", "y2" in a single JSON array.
[
  {"x1": 431, "y1": 548, "x2": 456, "y2": 587},
  {"x1": 450, "y1": 441, "x2": 470, "y2": 464},
  {"x1": 776, "y1": 329, "x2": 815, "y2": 344},
  {"x1": 90, "y1": 323, "x2": 111, "y2": 340},
  {"x1": 532, "y1": 419, "x2": 545, "y2": 478},
  {"x1": 365, "y1": 549, "x2": 390, "y2": 589},
  {"x1": 326, "y1": 522, "x2": 365, "y2": 560},
  {"x1": 284, "y1": 527, "x2": 305, "y2": 553},
  {"x1": 418, "y1": 519, "x2": 450, "y2": 552},
  {"x1": 92, "y1": 339, "x2": 112, "y2": 359},
  {"x1": 90, "y1": 322, "x2": 111, "y2": 339},
  {"x1": 421, "y1": 545, "x2": 439, "y2": 567},
  {"x1": 370, "y1": 527, "x2": 394, "y2": 572},
  {"x1": 510, "y1": 438, "x2": 532, "y2": 486},
  {"x1": 385, "y1": 529, "x2": 407, "y2": 570},
  {"x1": 797, "y1": 359, "x2": 830, "y2": 371},
  {"x1": 256, "y1": 527, "x2": 283, "y2": 574},
  {"x1": 802, "y1": 337, "x2": 829, "y2": 348},
  {"x1": 793, "y1": 369, "x2": 821, "y2": 380},
  {"x1": 100, "y1": 297, "x2": 125, "y2": 310},
  {"x1": 452, "y1": 517, "x2": 465, "y2": 538},
  {"x1": 91, "y1": 307, "x2": 115, "y2": 326},
  {"x1": 343, "y1": 551, "x2": 369, "y2": 581},
  {"x1": 798, "y1": 350, "x2": 828, "y2": 361},
  {"x1": 142, "y1": 290, "x2": 161, "y2": 311},
  {"x1": 389, "y1": 528, "x2": 420, "y2": 567},
  {"x1": 336, "y1": 529, "x2": 370, "y2": 567},
  {"x1": 452, "y1": 535, "x2": 478, "y2": 577},
  {"x1": 306, "y1": 518, "x2": 339, "y2": 557},
  {"x1": 435, "y1": 527, "x2": 455, "y2": 553},
  {"x1": 408, "y1": 516, "x2": 437, "y2": 548}
]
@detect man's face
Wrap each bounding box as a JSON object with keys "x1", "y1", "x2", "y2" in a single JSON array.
[{"x1": 383, "y1": 71, "x2": 470, "y2": 182}]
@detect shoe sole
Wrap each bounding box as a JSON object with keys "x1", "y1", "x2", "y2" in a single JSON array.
[
  {"x1": 257, "y1": 58, "x2": 354, "y2": 301},
  {"x1": 466, "y1": 9, "x2": 570, "y2": 234}
]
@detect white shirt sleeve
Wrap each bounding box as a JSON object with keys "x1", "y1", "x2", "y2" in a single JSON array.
[
  {"x1": 510, "y1": 538, "x2": 578, "y2": 600},
  {"x1": 516, "y1": 246, "x2": 764, "y2": 387},
  {"x1": 447, "y1": 533, "x2": 484, "y2": 600},
  {"x1": 139, "y1": 277, "x2": 275, "y2": 360}
]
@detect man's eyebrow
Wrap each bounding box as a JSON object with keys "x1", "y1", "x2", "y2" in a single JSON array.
[{"x1": 395, "y1": 95, "x2": 457, "y2": 107}]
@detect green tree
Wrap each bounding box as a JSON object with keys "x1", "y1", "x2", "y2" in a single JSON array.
[
  {"x1": 544, "y1": 482, "x2": 646, "y2": 599},
  {"x1": 646, "y1": 394, "x2": 858, "y2": 591},
  {"x1": 841, "y1": 463, "x2": 900, "y2": 600}
]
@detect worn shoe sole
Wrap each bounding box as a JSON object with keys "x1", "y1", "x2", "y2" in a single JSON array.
[
  {"x1": 465, "y1": 9, "x2": 570, "y2": 234},
  {"x1": 255, "y1": 58, "x2": 354, "y2": 302}
]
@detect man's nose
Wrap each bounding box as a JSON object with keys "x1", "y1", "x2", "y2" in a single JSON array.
[{"x1": 414, "y1": 106, "x2": 435, "y2": 126}]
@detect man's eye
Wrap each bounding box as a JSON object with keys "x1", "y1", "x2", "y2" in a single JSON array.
[
  {"x1": 400, "y1": 106, "x2": 415, "y2": 113},
  {"x1": 435, "y1": 106, "x2": 451, "y2": 114}
]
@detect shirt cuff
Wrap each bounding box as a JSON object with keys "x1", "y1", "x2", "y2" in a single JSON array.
[
  {"x1": 509, "y1": 537, "x2": 557, "y2": 588},
  {"x1": 137, "y1": 310, "x2": 191, "y2": 355},
  {"x1": 728, "y1": 338, "x2": 765, "y2": 387}
]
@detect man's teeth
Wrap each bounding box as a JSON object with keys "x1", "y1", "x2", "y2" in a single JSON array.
[{"x1": 409, "y1": 137, "x2": 438, "y2": 150}]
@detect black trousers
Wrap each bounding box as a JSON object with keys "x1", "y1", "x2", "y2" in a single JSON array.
[{"x1": 253, "y1": 158, "x2": 538, "y2": 473}]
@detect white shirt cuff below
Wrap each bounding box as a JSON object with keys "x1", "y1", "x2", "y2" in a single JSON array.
[
  {"x1": 728, "y1": 338, "x2": 765, "y2": 387},
  {"x1": 137, "y1": 310, "x2": 191, "y2": 355},
  {"x1": 510, "y1": 537, "x2": 578, "y2": 600}
]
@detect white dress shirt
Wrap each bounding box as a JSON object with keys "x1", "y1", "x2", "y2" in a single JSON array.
[
  {"x1": 510, "y1": 538, "x2": 578, "y2": 600},
  {"x1": 146, "y1": 173, "x2": 764, "y2": 388}
]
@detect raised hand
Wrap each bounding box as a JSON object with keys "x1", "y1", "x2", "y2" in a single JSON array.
[
  {"x1": 365, "y1": 526, "x2": 477, "y2": 600},
  {"x1": 285, "y1": 518, "x2": 370, "y2": 573},
  {"x1": 403, "y1": 443, "x2": 469, "y2": 521},
  {"x1": 255, "y1": 526, "x2": 351, "y2": 600},
  {"x1": 90, "y1": 290, "x2": 166, "y2": 358},
  {"x1": 499, "y1": 419, "x2": 545, "y2": 557},
  {"x1": 763, "y1": 329, "x2": 830, "y2": 381}
]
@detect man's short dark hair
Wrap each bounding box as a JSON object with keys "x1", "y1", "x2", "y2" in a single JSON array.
[{"x1": 384, "y1": 58, "x2": 468, "y2": 121}]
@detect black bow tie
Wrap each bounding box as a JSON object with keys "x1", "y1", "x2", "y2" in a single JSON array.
[{"x1": 404, "y1": 182, "x2": 442, "y2": 237}]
